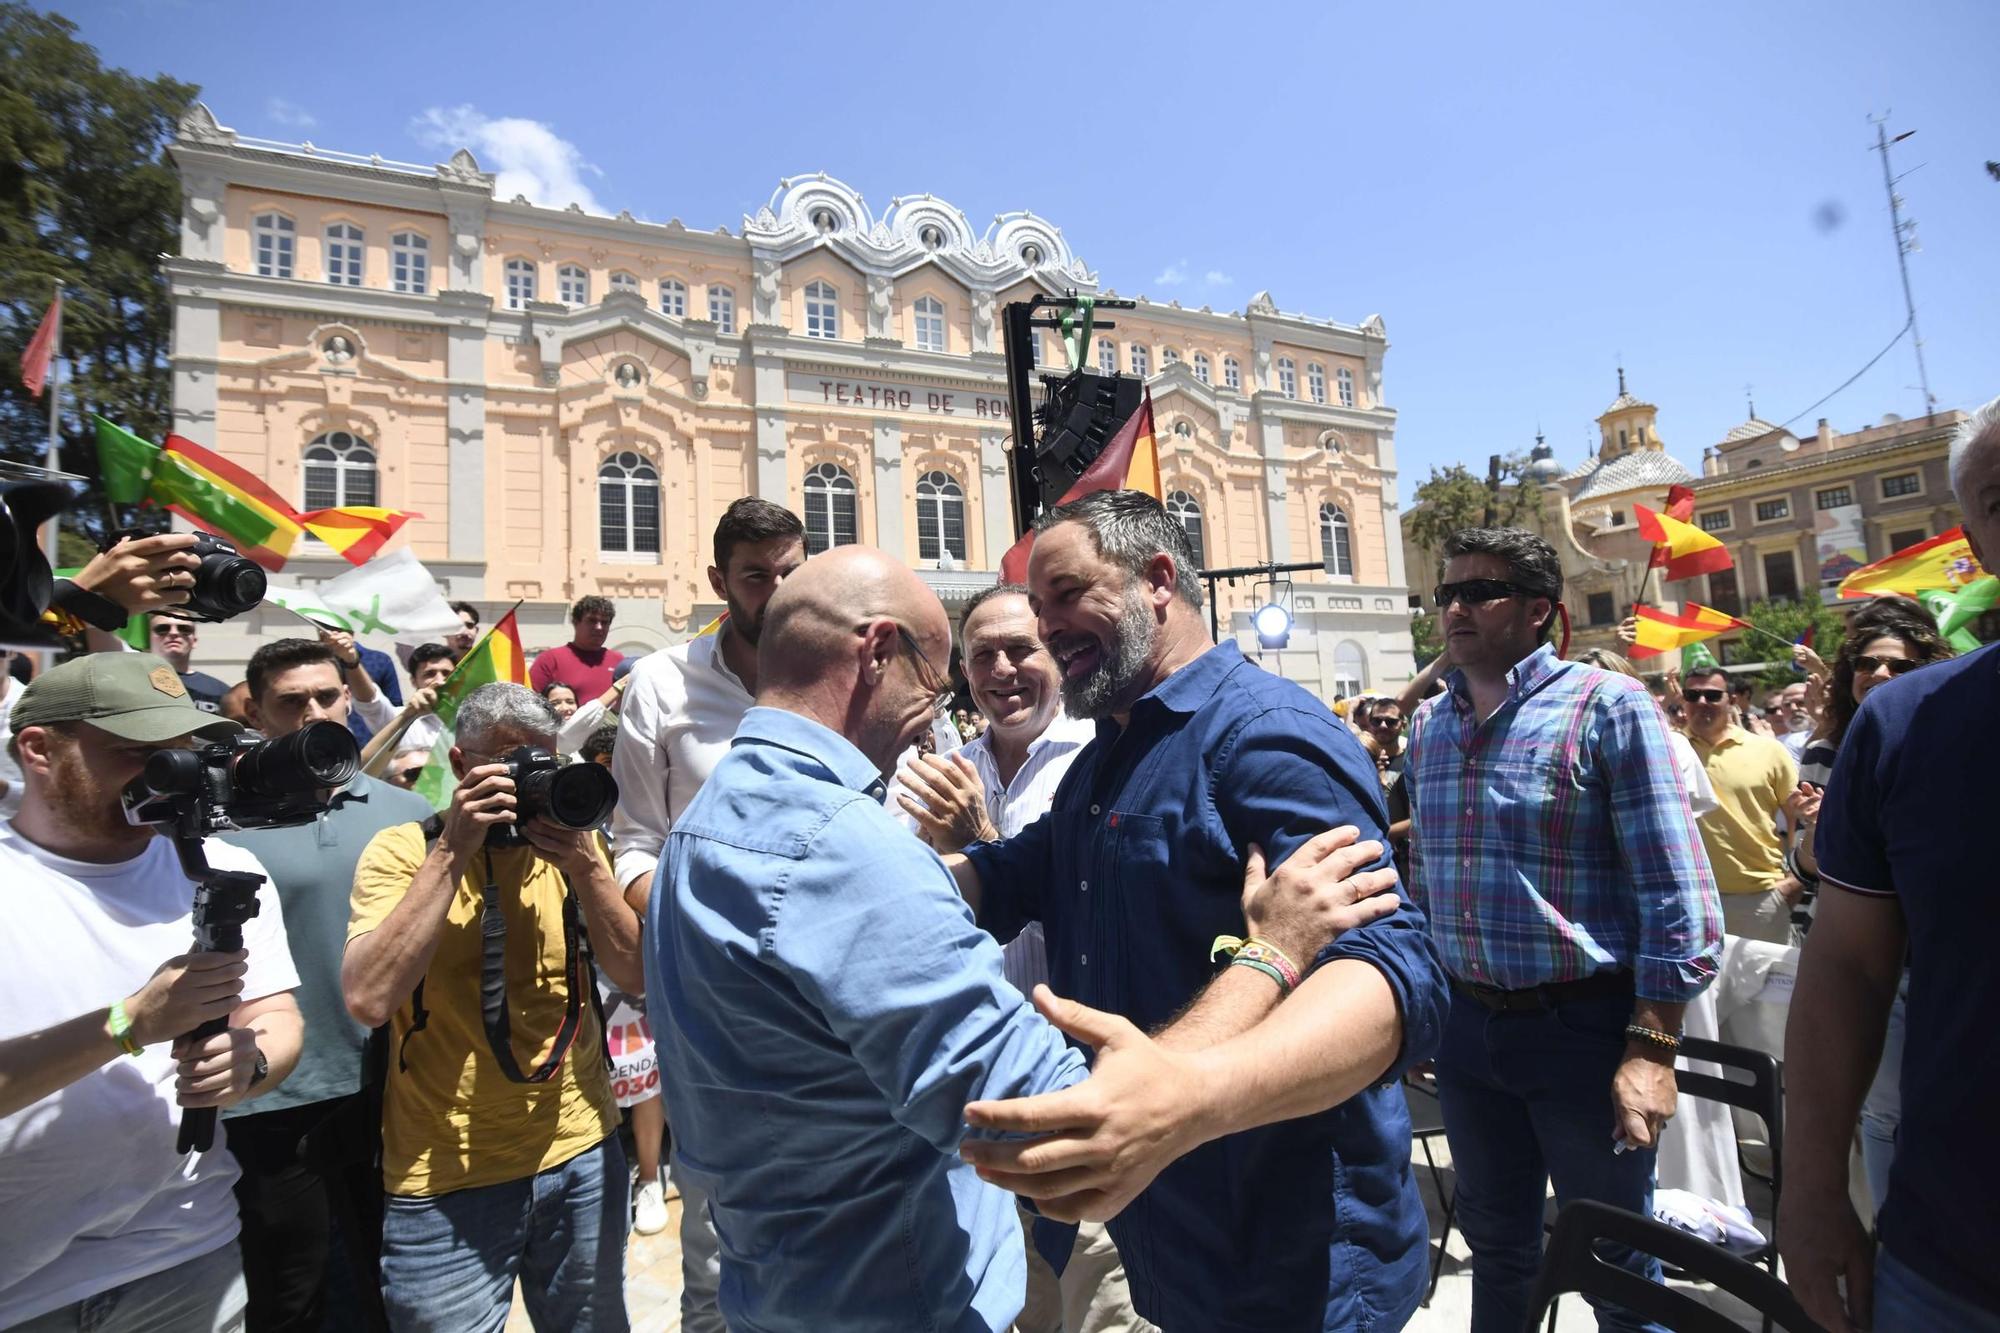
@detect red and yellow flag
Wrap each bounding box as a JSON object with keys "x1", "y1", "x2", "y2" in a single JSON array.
[
  {"x1": 1645, "y1": 485, "x2": 1697, "y2": 572},
  {"x1": 998, "y1": 388, "x2": 1163, "y2": 583},
  {"x1": 1635, "y1": 501, "x2": 1732, "y2": 581},
  {"x1": 298, "y1": 507, "x2": 416, "y2": 564},
  {"x1": 432, "y1": 608, "x2": 529, "y2": 729},
  {"x1": 1628, "y1": 602, "x2": 1751, "y2": 659},
  {"x1": 1836, "y1": 526, "x2": 1986, "y2": 599}
]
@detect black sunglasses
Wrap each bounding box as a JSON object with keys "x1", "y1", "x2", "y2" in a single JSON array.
[
  {"x1": 1684, "y1": 688, "x2": 1727, "y2": 704},
  {"x1": 1855, "y1": 654, "x2": 1919, "y2": 677},
  {"x1": 1366, "y1": 715, "x2": 1404, "y2": 729},
  {"x1": 1433, "y1": 579, "x2": 1534, "y2": 610}
]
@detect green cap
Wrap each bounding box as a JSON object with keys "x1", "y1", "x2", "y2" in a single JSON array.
[{"x1": 11, "y1": 652, "x2": 242, "y2": 744}]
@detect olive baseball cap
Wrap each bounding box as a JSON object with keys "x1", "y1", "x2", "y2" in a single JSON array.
[{"x1": 11, "y1": 652, "x2": 242, "y2": 743}]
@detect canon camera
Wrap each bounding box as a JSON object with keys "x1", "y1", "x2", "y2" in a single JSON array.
[
  {"x1": 486, "y1": 745, "x2": 618, "y2": 847},
  {"x1": 104, "y1": 528, "x2": 267, "y2": 623},
  {"x1": 122, "y1": 720, "x2": 360, "y2": 836}
]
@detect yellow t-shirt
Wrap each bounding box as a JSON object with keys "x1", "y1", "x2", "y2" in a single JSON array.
[
  {"x1": 348, "y1": 823, "x2": 617, "y2": 1197},
  {"x1": 1688, "y1": 726, "x2": 1798, "y2": 896}
]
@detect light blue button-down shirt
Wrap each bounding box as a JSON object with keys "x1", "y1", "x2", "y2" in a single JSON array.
[{"x1": 649, "y1": 706, "x2": 1088, "y2": 1333}]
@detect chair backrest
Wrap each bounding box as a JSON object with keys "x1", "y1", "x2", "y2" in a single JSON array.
[
  {"x1": 1677, "y1": 1036, "x2": 1784, "y2": 1194},
  {"x1": 1526, "y1": 1200, "x2": 1825, "y2": 1333}
]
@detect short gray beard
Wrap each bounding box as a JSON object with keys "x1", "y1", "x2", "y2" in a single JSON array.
[{"x1": 1059, "y1": 583, "x2": 1157, "y2": 720}]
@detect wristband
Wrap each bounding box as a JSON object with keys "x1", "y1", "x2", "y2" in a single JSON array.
[
  {"x1": 1623, "y1": 1024, "x2": 1681, "y2": 1053},
  {"x1": 1212, "y1": 935, "x2": 1302, "y2": 995},
  {"x1": 51, "y1": 579, "x2": 130, "y2": 632},
  {"x1": 106, "y1": 999, "x2": 143, "y2": 1056},
  {"x1": 1230, "y1": 956, "x2": 1290, "y2": 994}
]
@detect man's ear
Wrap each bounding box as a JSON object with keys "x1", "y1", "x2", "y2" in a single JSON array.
[
  {"x1": 706, "y1": 564, "x2": 727, "y2": 602},
  {"x1": 860, "y1": 619, "x2": 896, "y2": 684},
  {"x1": 12, "y1": 725, "x2": 57, "y2": 777},
  {"x1": 244, "y1": 694, "x2": 265, "y2": 729},
  {"x1": 1146, "y1": 553, "x2": 1178, "y2": 610},
  {"x1": 448, "y1": 745, "x2": 468, "y2": 781}
]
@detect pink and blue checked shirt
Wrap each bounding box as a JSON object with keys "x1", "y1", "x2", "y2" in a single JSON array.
[{"x1": 1405, "y1": 643, "x2": 1722, "y2": 1002}]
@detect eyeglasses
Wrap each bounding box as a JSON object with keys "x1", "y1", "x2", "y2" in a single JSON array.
[
  {"x1": 1855, "y1": 654, "x2": 1919, "y2": 677},
  {"x1": 1366, "y1": 715, "x2": 1404, "y2": 730},
  {"x1": 894, "y1": 624, "x2": 955, "y2": 717},
  {"x1": 1684, "y1": 688, "x2": 1727, "y2": 704},
  {"x1": 1433, "y1": 579, "x2": 1534, "y2": 610},
  {"x1": 151, "y1": 623, "x2": 194, "y2": 638}
]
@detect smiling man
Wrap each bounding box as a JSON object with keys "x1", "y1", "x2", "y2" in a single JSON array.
[{"x1": 1404, "y1": 526, "x2": 1721, "y2": 1333}]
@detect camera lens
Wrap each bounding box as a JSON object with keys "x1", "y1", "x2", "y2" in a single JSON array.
[
  {"x1": 542, "y1": 763, "x2": 617, "y2": 830},
  {"x1": 232, "y1": 720, "x2": 359, "y2": 799},
  {"x1": 136, "y1": 747, "x2": 206, "y2": 798},
  {"x1": 179, "y1": 535, "x2": 267, "y2": 621}
]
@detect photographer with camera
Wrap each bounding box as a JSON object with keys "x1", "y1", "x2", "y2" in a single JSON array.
[
  {"x1": 220, "y1": 638, "x2": 434, "y2": 1332},
  {"x1": 342, "y1": 683, "x2": 640, "y2": 1333},
  {"x1": 0, "y1": 652, "x2": 304, "y2": 1330}
]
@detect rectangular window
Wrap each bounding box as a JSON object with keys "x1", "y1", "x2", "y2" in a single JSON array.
[
  {"x1": 1815, "y1": 485, "x2": 1854, "y2": 510},
  {"x1": 391, "y1": 235, "x2": 428, "y2": 294},
  {"x1": 1881, "y1": 472, "x2": 1921, "y2": 499},
  {"x1": 1337, "y1": 366, "x2": 1355, "y2": 407},
  {"x1": 1586, "y1": 591, "x2": 1616, "y2": 626},
  {"x1": 1889, "y1": 528, "x2": 1926, "y2": 552},
  {"x1": 1762, "y1": 550, "x2": 1800, "y2": 601},
  {"x1": 1697, "y1": 509, "x2": 1733, "y2": 533},
  {"x1": 913, "y1": 300, "x2": 945, "y2": 353},
  {"x1": 709, "y1": 287, "x2": 735, "y2": 334},
  {"x1": 1754, "y1": 497, "x2": 1791, "y2": 523},
  {"x1": 1707, "y1": 567, "x2": 1742, "y2": 617}
]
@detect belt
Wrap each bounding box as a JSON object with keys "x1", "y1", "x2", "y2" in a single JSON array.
[{"x1": 1450, "y1": 970, "x2": 1633, "y2": 1013}]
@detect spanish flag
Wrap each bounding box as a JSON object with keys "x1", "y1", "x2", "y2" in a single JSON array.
[
  {"x1": 431, "y1": 607, "x2": 529, "y2": 730},
  {"x1": 1635, "y1": 501, "x2": 1732, "y2": 581},
  {"x1": 298, "y1": 506, "x2": 417, "y2": 564},
  {"x1": 1837, "y1": 526, "x2": 1987, "y2": 599},
  {"x1": 1628, "y1": 602, "x2": 1751, "y2": 660},
  {"x1": 997, "y1": 388, "x2": 1163, "y2": 583}
]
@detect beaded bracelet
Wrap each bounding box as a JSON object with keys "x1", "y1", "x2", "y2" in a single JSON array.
[
  {"x1": 1212, "y1": 935, "x2": 1302, "y2": 996},
  {"x1": 1623, "y1": 1023, "x2": 1681, "y2": 1053}
]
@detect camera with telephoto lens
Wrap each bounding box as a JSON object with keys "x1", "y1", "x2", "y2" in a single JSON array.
[
  {"x1": 485, "y1": 745, "x2": 618, "y2": 848},
  {"x1": 121, "y1": 720, "x2": 361, "y2": 835},
  {"x1": 103, "y1": 528, "x2": 267, "y2": 623}
]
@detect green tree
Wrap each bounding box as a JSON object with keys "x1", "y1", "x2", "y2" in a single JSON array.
[
  {"x1": 1737, "y1": 597, "x2": 1848, "y2": 688},
  {"x1": 1402, "y1": 455, "x2": 1551, "y2": 577},
  {"x1": 1409, "y1": 606, "x2": 1442, "y2": 667},
  {"x1": 0, "y1": 4, "x2": 195, "y2": 543}
]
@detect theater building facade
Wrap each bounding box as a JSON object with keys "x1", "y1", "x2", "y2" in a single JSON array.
[{"x1": 166, "y1": 105, "x2": 1416, "y2": 700}]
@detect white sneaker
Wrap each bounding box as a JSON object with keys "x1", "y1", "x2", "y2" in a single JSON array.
[{"x1": 633, "y1": 1179, "x2": 668, "y2": 1235}]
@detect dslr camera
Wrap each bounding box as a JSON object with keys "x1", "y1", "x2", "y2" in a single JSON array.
[
  {"x1": 122, "y1": 720, "x2": 361, "y2": 836},
  {"x1": 486, "y1": 745, "x2": 618, "y2": 848},
  {"x1": 104, "y1": 528, "x2": 268, "y2": 623}
]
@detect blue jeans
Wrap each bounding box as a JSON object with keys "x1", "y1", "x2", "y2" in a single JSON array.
[
  {"x1": 11, "y1": 1238, "x2": 246, "y2": 1332},
  {"x1": 1875, "y1": 1245, "x2": 2000, "y2": 1332},
  {"x1": 380, "y1": 1135, "x2": 628, "y2": 1333},
  {"x1": 1860, "y1": 975, "x2": 1909, "y2": 1219},
  {"x1": 1434, "y1": 987, "x2": 1665, "y2": 1333}
]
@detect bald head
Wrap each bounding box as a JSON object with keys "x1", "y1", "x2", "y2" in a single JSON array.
[{"x1": 756, "y1": 546, "x2": 953, "y2": 775}]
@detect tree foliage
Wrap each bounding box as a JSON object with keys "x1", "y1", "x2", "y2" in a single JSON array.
[
  {"x1": 1731, "y1": 597, "x2": 1850, "y2": 689},
  {"x1": 0, "y1": 4, "x2": 195, "y2": 542},
  {"x1": 1402, "y1": 455, "x2": 1551, "y2": 575}
]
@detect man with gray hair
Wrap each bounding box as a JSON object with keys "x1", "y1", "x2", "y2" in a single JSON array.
[
  {"x1": 344, "y1": 682, "x2": 643, "y2": 1332},
  {"x1": 1783, "y1": 396, "x2": 2000, "y2": 1332}
]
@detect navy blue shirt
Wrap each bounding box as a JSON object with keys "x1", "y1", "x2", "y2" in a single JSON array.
[
  {"x1": 345, "y1": 645, "x2": 404, "y2": 746},
  {"x1": 965, "y1": 641, "x2": 1449, "y2": 1332},
  {"x1": 1814, "y1": 641, "x2": 2000, "y2": 1312}
]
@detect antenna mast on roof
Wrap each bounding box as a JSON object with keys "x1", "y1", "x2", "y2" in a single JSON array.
[{"x1": 1869, "y1": 112, "x2": 1934, "y2": 419}]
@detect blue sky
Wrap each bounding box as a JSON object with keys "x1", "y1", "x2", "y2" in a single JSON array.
[{"x1": 60, "y1": 0, "x2": 2000, "y2": 487}]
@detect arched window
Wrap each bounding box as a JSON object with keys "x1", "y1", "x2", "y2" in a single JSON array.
[
  {"x1": 1319, "y1": 503, "x2": 1354, "y2": 577},
  {"x1": 915, "y1": 470, "x2": 967, "y2": 563},
  {"x1": 803, "y1": 280, "x2": 839, "y2": 339},
  {"x1": 803, "y1": 462, "x2": 858, "y2": 555},
  {"x1": 1097, "y1": 340, "x2": 1117, "y2": 375},
  {"x1": 912, "y1": 295, "x2": 946, "y2": 353},
  {"x1": 1331, "y1": 641, "x2": 1368, "y2": 699},
  {"x1": 597, "y1": 451, "x2": 660, "y2": 559},
  {"x1": 1222, "y1": 356, "x2": 1241, "y2": 391},
  {"x1": 1166, "y1": 489, "x2": 1205, "y2": 569},
  {"x1": 609, "y1": 270, "x2": 639, "y2": 295},
  {"x1": 708, "y1": 285, "x2": 735, "y2": 334},
  {"x1": 1130, "y1": 344, "x2": 1150, "y2": 378},
  {"x1": 1307, "y1": 362, "x2": 1327, "y2": 405},
  {"x1": 1277, "y1": 357, "x2": 1297, "y2": 399},
  {"x1": 504, "y1": 258, "x2": 536, "y2": 309},
  {"x1": 1162, "y1": 347, "x2": 1180, "y2": 367},
  {"x1": 659, "y1": 277, "x2": 687, "y2": 317},
  {"x1": 558, "y1": 264, "x2": 589, "y2": 306},
  {"x1": 1336, "y1": 366, "x2": 1355, "y2": 407},
  {"x1": 303, "y1": 431, "x2": 377, "y2": 510},
  {"x1": 1193, "y1": 352, "x2": 1211, "y2": 385},
  {"x1": 322, "y1": 223, "x2": 363, "y2": 286},
  {"x1": 253, "y1": 213, "x2": 295, "y2": 278},
  {"x1": 390, "y1": 232, "x2": 428, "y2": 294}
]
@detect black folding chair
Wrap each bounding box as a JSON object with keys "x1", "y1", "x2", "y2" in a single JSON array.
[
  {"x1": 1527, "y1": 1199, "x2": 1824, "y2": 1333},
  {"x1": 1403, "y1": 1070, "x2": 1455, "y2": 1307}
]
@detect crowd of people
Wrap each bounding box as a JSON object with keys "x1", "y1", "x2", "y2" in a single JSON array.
[{"x1": 0, "y1": 396, "x2": 1994, "y2": 1333}]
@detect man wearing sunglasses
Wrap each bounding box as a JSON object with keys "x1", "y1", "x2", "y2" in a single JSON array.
[
  {"x1": 1403, "y1": 527, "x2": 1722, "y2": 1333},
  {"x1": 147, "y1": 613, "x2": 231, "y2": 715},
  {"x1": 1680, "y1": 664, "x2": 1803, "y2": 945}
]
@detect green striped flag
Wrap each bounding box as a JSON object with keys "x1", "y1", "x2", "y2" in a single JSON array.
[{"x1": 410, "y1": 608, "x2": 530, "y2": 810}]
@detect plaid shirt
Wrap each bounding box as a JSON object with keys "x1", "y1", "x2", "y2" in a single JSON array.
[{"x1": 1405, "y1": 643, "x2": 1722, "y2": 1001}]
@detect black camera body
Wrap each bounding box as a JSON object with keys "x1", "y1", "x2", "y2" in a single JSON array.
[
  {"x1": 104, "y1": 528, "x2": 267, "y2": 623},
  {"x1": 122, "y1": 720, "x2": 361, "y2": 837},
  {"x1": 487, "y1": 745, "x2": 618, "y2": 847}
]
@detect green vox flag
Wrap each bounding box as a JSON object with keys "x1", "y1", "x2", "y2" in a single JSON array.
[{"x1": 1682, "y1": 641, "x2": 1721, "y2": 672}]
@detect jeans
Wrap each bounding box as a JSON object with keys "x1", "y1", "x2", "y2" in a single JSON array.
[
  {"x1": 379, "y1": 1135, "x2": 628, "y2": 1333},
  {"x1": 12, "y1": 1239, "x2": 246, "y2": 1333},
  {"x1": 1014, "y1": 1209, "x2": 1158, "y2": 1333},
  {"x1": 1860, "y1": 974, "x2": 1910, "y2": 1219},
  {"x1": 674, "y1": 1151, "x2": 726, "y2": 1333},
  {"x1": 1434, "y1": 987, "x2": 1665, "y2": 1333},
  {"x1": 1875, "y1": 1245, "x2": 2000, "y2": 1332}
]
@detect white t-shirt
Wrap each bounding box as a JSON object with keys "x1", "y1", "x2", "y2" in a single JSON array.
[{"x1": 0, "y1": 826, "x2": 299, "y2": 1325}]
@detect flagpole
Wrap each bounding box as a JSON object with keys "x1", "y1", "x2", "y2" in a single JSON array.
[{"x1": 41, "y1": 280, "x2": 63, "y2": 568}]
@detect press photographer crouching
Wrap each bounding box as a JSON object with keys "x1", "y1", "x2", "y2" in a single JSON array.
[
  {"x1": 0, "y1": 652, "x2": 304, "y2": 1330},
  {"x1": 221, "y1": 638, "x2": 434, "y2": 1332},
  {"x1": 341, "y1": 682, "x2": 640, "y2": 1333}
]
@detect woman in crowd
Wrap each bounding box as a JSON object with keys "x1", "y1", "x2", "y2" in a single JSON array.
[
  {"x1": 1787, "y1": 595, "x2": 1954, "y2": 1219},
  {"x1": 540, "y1": 680, "x2": 579, "y2": 722}
]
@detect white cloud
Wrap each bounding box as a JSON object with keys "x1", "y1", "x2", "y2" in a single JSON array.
[
  {"x1": 265, "y1": 97, "x2": 316, "y2": 130},
  {"x1": 1203, "y1": 269, "x2": 1233, "y2": 288},
  {"x1": 1153, "y1": 259, "x2": 1189, "y2": 287},
  {"x1": 411, "y1": 105, "x2": 606, "y2": 214}
]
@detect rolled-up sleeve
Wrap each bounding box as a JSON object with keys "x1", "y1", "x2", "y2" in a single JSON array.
[
  {"x1": 1209, "y1": 707, "x2": 1448, "y2": 1081},
  {"x1": 1597, "y1": 685, "x2": 1723, "y2": 1001},
  {"x1": 963, "y1": 809, "x2": 1055, "y2": 947},
  {"x1": 774, "y1": 803, "x2": 1086, "y2": 1154}
]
